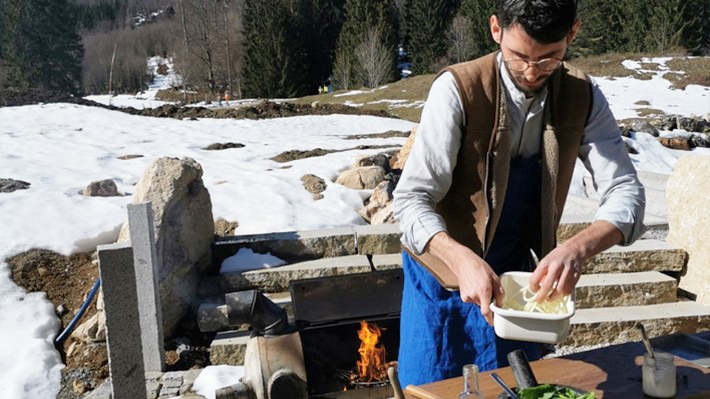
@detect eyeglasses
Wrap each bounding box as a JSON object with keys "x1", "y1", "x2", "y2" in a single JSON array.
[{"x1": 504, "y1": 58, "x2": 563, "y2": 72}]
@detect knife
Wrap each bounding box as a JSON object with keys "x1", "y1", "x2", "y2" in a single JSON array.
[{"x1": 491, "y1": 373, "x2": 518, "y2": 399}]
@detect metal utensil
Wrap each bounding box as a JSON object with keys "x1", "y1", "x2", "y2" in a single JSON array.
[
  {"x1": 387, "y1": 365, "x2": 405, "y2": 399},
  {"x1": 491, "y1": 373, "x2": 518, "y2": 399},
  {"x1": 637, "y1": 323, "x2": 657, "y2": 365}
]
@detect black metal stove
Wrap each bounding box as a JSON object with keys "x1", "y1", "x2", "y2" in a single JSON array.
[{"x1": 289, "y1": 269, "x2": 403, "y2": 398}]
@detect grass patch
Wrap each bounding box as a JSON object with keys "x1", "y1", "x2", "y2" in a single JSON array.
[
  {"x1": 567, "y1": 53, "x2": 644, "y2": 79},
  {"x1": 639, "y1": 63, "x2": 660, "y2": 71},
  {"x1": 635, "y1": 100, "x2": 651, "y2": 106},
  {"x1": 292, "y1": 74, "x2": 435, "y2": 122},
  {"x1": 665, "y1": 58, "x2": 710, "y2": 90},
  {"x1": 636, "y1": 108, "x2": 666, "y2": 117}
]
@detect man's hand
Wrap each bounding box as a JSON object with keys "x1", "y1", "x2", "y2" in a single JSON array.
[
  {"x1": 530, "y1": 220, "x2": 624, "y2": 302},
  {"x1": 427, "y1": 232, "x2": 504, "y2": 325},
  {"x1": 529, "y1": 244, "x2": 582, "y2": 302}
]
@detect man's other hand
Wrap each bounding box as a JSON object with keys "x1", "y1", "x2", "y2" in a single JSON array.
[
  {"x1": 529, "y1": 244, "x2": 582, "y2": 302},
  {"x1": 451, "y1": 251, "x2": 505, "y2": 326}
]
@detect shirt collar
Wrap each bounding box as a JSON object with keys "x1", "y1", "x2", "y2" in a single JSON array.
[{"x1": 497, "y1": 52, "x2": 548, "y2": 110}]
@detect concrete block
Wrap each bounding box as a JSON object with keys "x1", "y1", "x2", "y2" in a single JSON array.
[
  {"x1": 210, "y1": 330, "x2": 251, "y2": 366},
  {"x1": 584, "y1": 240, "x2": 687, "y2": 274},
  {"x1": 220, "y1": 255, "x2": 372, "y2": 293},
  {"x1": 127, "y1": 202, "x2": 165, "y2": 373},
  {"x1": 97, "y1": 243, "x2": 147, "y2": 399},
  {"x1": 213, "y1": 227, "x2": 357, "y2": 265},
  {"x1": 563, "y1": 301, "x2": 710, "y2": 349},
  {"x1": 371, "y1": 253, "x2": 403, "y2": 270},
  {"x1": 574, "y1": 272, "x2": 677, "y2": 309},
  {"x1": 355, "y1": 224, "x2": 402, "y2": 254}
]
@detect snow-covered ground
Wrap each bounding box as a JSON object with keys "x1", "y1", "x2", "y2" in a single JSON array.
[{"x1": 0, "y1": 56, "x2": 709, "y2": 398}]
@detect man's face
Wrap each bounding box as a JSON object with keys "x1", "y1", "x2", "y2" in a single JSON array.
[{"x1": 490, "y1": 16, "x2": 579, "y2": 95}]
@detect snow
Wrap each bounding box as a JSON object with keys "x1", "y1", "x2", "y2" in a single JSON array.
[
  {"x1": 220, "y1": 248, "x2": 287, "y2": 273},
  {"x1": 192, "y1": 365, "x2": 246, "y2": 399},
  {"x1": 0, "y1": 54, "x2": 709, "y2": 398}
]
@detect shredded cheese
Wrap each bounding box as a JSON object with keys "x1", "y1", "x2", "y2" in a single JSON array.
[{"x1": 504, "y1": 284, "x2": 570, "y2": 314}]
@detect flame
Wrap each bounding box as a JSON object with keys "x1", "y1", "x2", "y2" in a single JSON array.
[{"x1": 356, "y1": 320, "x2": 387, "y2": 382}]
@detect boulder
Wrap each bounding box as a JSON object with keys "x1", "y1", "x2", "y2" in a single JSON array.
[
  {"x1": 666, "y1": 156, "x2": 710, "y2": 306},
  {"x1": 335, "y1": 166, "x2": 385, "y2": 190},
  {"x1": 117, "y1": 157, "x2": 214, "y2": 337},
  {"x1": 690, "y1": 134, "x2": 710, "y2": 149},
  {"x1": 0, "y1": 178, "x2": 30, "y2": 193},
  {"x1": 301, "y1": 174, "x2": 326, "y2": 200},
  {"x1": 658, "y1": 115, "x2": 677, "y2": 131},
  {"x1": 214, "y1": 218, "x2": 238, "y2": 237},
  {"x1": 371, "y1": 202, "x2": 395, "y2": 224},
  {"x1": 657, "y1": 137, "x2": 690, "y2": 151},
  {"x1": 82, "y1": 179, "x2": 120, "y2": 197},
  {"x1": 390, "y1": 125, "x2": 418, "y2": 170},
  {"x1": 353, "y1": 154, "x2": 389, "y2": 172},
  {"x1": 677, "y1": 117, "x2": 701, "y2": 133},
  {"x1": 630, "y1": 119, "x2": 659, "y2": 137},
  {"x1": 358, "y1": 179, "x2": 396, "y2": 223}
]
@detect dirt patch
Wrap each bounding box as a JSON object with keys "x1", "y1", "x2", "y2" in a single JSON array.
[
  {"x1": 636, "y1": 108, "x2": 666, "y2": 117},
  {"x1": 270, "y1": 145, "x2": 400, "y2": 163},
  {"x1": 117, "y1": 154, "x2": 144, "y2": 160},
  {"x1": 202, "y1": 142, "x2": 245, "y2": 151},
  {"x1": 568, "y1": 53, "x2": 641, "y2": 79},
  {"x1": 301, "y1": 174, "x2": 327, "y2": 200},
  {"x1": 665, "y1": 58, "x2": 710, "y2": 90},
  {"x1": 635, "y1": 100, "x2": 651, "y2": 106},
  {"x1": 7, "y1": 249, "x2": 109, "y2": 393},
  {"x1": 343, "y1": 130, "x2": 411, "y2": 140},
  {"x1": 0, "y1": 89, "x2": 97, "y2": 108}
]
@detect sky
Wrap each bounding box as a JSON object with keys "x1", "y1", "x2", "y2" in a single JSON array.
[{"x1": 0, "y1": 56, "x2": 709, "y2": 399}]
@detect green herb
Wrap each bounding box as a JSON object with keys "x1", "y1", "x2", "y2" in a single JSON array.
[{"x1": 517, "y1": 384, "x2": 596, "y2": 399}]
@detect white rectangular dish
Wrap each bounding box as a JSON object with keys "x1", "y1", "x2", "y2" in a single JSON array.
[{"x1": 489, "y1": 271, "x2": 575, "y2": 344}]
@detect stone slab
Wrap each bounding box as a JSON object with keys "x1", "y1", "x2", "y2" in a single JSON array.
[
  {"x1": 584, "y1": 239, "x2": 687, "y2": 274},
  {"x1": 220, "y1": 255, "x2": 372, "y2": 293},
  {"x1": 563, "y1": 301, "x2": 710, "y2": 348},
  {"x1": 557, "y1": 214, "x2": 668, "y2": 242},
  {"x1": 210, "y1": 330, "x2": 251, "y2": 366},
  {"x1": 213, "y1": 227, "x2": 357, "y2": 265},
  {"x1": 371, "y1": 253, "x2": 404, "y2": 270},
  {"x1": 127, "y1": 202, "x2": 165, "y2": 373},
  {"x1": 574, "y1": 271, "x2": 677, "y2": 309},
  {"x1": 97, "y1": 243, "x2": 147, "y2": 399},
  {"x1": 355, "y1": 223, "x2": 402, "y2": 255}
]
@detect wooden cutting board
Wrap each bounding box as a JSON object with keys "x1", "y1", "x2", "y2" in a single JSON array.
[{"x1": 404, "y1": 342, "x2": 710, "y2": 399}]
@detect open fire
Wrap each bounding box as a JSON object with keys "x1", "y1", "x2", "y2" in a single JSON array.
[{"x1": 357, "y1": 320, "x2": 388, "y2": 382}]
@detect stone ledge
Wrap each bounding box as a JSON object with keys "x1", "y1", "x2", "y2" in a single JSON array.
[
  {"x1": 557, "y1": 214, "x2": 668, "y2": 242},
  {"x1": 562, "y1": 301, "x2": 710, "y2": 348},
  {"x1": 213, "y1": 226, "x2": 357, "y2": 265},
  {"x1": 575, "y1": 271, "x2": 677, "y2": 309},
  {"x1": 219, "y1": 255, "x2": 372, "y2": 293},
  {"x1": 209, "y1": 330, "x2": 251, "y2": 366},
  {"x1": 355, "y1": 223, "x2": 402, "y2": 254},
  {"x1": 585, "y1": 239, "x2": 687, "y2": 273}
]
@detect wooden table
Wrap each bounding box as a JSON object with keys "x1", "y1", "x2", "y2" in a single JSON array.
[{"x1": 405, "y1": 342, "x2": 710, "y2": 399}]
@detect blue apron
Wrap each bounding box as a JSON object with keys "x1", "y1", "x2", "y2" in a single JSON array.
[{"x1": 398, "y1": 156, "x2": 543, "y2": 387}]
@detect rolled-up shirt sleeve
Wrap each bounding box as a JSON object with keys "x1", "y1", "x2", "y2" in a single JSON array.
[
  {"x1": 393, "y1": 72, "x2": 464, "y2": 254},
  {"x1": 579, "y1": 80, "x2": 646, "y2": 245}
]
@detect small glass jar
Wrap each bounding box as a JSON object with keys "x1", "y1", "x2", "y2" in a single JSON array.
[
  {"x1": 642, "y1": 351, "x2": 676, "y2": 398},
  {"x1": 459, "y1": 364, "x2": 484, "y2": 399}
]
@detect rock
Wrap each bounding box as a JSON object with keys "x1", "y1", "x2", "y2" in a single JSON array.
[
  {"x1": 657, "y1": 137, "x2": 690, "y2": 151},
  {"x1": 72, "y1": 290, "x2": 106, "y2": 343},
  {"x1": 117, "y1": 154, "x2": 144, "y2": 160},
  {"x1": 117, "y1": 157, "x2": 214, "y2": 337},
  {"x1": 630, "y1": 119, "x2": 659, "y2": 137},
  {"x1": 677, "y1": 116, "x2": 700, "y2": 132},
  {"x1": 353, "y1": 153, "x2": 390, "y2": 172},
  {"x1": 301, "y1": 174, "x2": 326, "y2": 200},
  {"x1": 390, "y1": 125, "x2": 418, "y2": 170},
  {"x1": 667, "y1": 156, "x2": 710, "y2": 306},
  {"x1": 657, "y1": 116, "x2": 677, "y2": 131},
  {"x1": 358, "y1": 179, "x2": 396, "y2": 223},
  {"x1": 0, "y1": 178, "x2": 30, "y2": 193},
  {"x1": 335, "y1": 166, "x2": 385, "y2": 190},
  {"x1": 690, "y1": 134, "x2": 710, "y2": 149},
  {"x1": 73, "y1": 379, "x2": 87, "y2": 394},
  {"x1": 619, "y1": 124, "x2": 631, "y2": 138},
  {"x1": 82, "y1": 179, "x2": 120, "y2": 197},
  {"x1": 214, "y1": 218, "x2": 238, "y2": 237},
  {"x1": 202, "y1": 142, "x2": 245, "y2": 151},
  {"x1": 371, "y1": 202, "x2": 395, "y2": 224},
  {"x1": 57, "y1": 304, "x2": 67, "y2": 316},
  {"x1": 625, "y1": 141, "x2": 638, "y2": 154}
]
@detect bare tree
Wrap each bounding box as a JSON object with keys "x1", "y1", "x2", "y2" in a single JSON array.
[
  {"x1": 355, "y1": 26, "x2": 393, "y2": 88},
  {"x1": 332, "y1": 49, "x2": 353, "y2": 90},
  {"x1": 447, "y1": 15, "x2": 476, "y2": 64}
]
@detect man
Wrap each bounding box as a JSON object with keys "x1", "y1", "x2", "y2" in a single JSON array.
[{"x1": 393, "y1": 0, "x2": 646, "y2": 387}]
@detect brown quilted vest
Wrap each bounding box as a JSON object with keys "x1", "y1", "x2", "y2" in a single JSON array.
[{"x1": 407, "y1": 51, "x2": 592, "y2": 289}]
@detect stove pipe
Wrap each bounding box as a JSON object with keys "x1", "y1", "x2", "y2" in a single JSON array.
[{"x1": 226, "y1": 290, "x2": 289, "y2": 336}]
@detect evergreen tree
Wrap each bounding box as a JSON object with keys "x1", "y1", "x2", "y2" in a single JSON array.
[
  {"x1": 301, "y1": 0, "x2": 347, "y2": 91},
  {"x1": 459, "y1": 0, "x2": 496, "y2": 58},
  {"x1": 679, "y1": 0, "x2": 709, "y2": 55},
  {"x1": 572, "y1": 0, "x2": 626, "y2": 56},
  {"x1": 242, "y1": 0, "x2": 309, "y2": 98},
  {"x1": 619, "y1": 0, "x2": 649, "y2": 53},
  {"x1": 3, "y1": 0, "x2": 83, "y2": 94},
  {"x1": 332, "y1": 0, "x2": 398, "y2": 89},
  {"x1": 646, "y1": 0, "x2": 690, "y2": 54},
  {"x1": 403, "y1": 0, "x2": 460, "y2": 74}
]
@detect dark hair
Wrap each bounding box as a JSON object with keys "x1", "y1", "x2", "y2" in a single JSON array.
[{"x1": 497, "y1": 0, "x2": 578, "y2": 44}]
